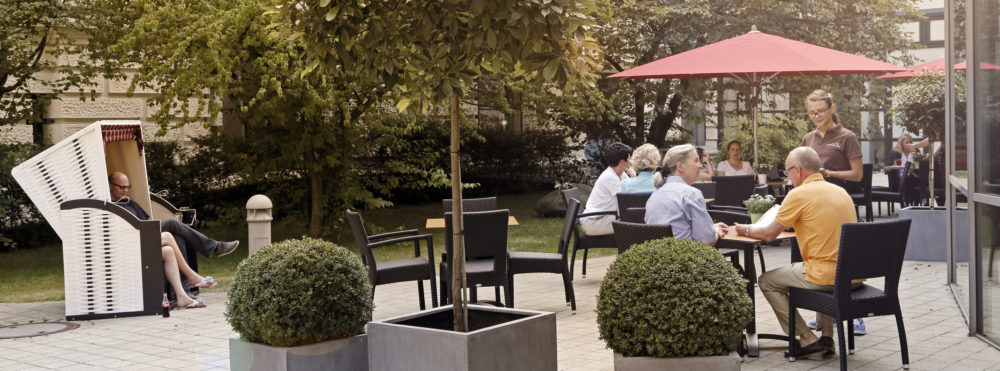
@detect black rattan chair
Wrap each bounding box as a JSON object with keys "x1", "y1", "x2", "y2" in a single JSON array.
[
  {"x1": 506, "y1": 200, "x2": 579, "y2": 312},
  {"x1": 611, "y1": 221, "x2": 672, "y2": 254},
  {"x1": 712, "y1": 175, "x2": 756, "y2": 206},
  {"x1": 346, "y1": 210, "x2": 437, "y2": 310},
  {"x1": 709, "y1": 209, "x2": 766, "y2": 273},
  {"x1": 849, "y1": 164, "x2": 874, "y2": 222},
  {"x1": 441, "y1": 196, "x2": 498, "y2": 214},
  {"x1": 872, "y1": 168, "x2": 902, "y2": 216},
  {"x1": 898, "y1": 163, "x2": 919, "y2": 207},
  {"x1": 616, "y1": 192, "x2": 652, "y2": 216},
  {"x1": 692, "y1": 181, "x2": 716, "y2": 199},
  {"x1": 440, "y1": 209, "x2": 510, "y2": 306},
  {"x1": 621, "y1": 207, "x2": 646, "y2": 223},
  {"x1": 561, "y1": 188, "x2": 618, "y2": 279},
  {"x1": 787, "y1": 219, "x2": 912, "y2": 370}
]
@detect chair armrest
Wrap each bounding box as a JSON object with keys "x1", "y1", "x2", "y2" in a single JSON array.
[
  {"x1": 578, "y1": 210, "x2": 618, "y2": 219},
  {"x1": 61, "y1": 199, "x2": 155, "y2": 229},
  {"x1": 369, "y1": 229, "x2": 420, "y2": 241},
  {"x1": 367, "y1": 233, "x2": 434, "y2": 249}
]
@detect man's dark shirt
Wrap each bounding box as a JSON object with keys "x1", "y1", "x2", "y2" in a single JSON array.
[{"x1": 115, "y1": 198, "x2": 150, "y2": 220}]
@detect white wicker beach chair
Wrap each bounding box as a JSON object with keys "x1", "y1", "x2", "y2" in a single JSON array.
[{"x1": 12, "y1": 121, "x2": 164, "y2": 320}]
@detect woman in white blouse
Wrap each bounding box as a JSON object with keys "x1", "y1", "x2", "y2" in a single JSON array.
[{"x1": 716, "y1": 140, "x2": 755, "y2": 176}]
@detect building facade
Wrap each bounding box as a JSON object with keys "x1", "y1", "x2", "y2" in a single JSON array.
[{"x1": 945, "y1": 0, "x2": 1000, "y2": 348}]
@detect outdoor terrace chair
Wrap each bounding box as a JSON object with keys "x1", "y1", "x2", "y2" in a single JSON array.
[
  {"x1": 616, "y1": 192, "x2": 652, "y2": 216},
  {"x1": 872, "y1": 168, "x2": 903, "y2": 216},
  {"x1": 709, "y1": 209, "x2": 766, "y2": 273},
  {"x1": 12, "y1": 121, "x2": 172, "y2": 320},
  {"x1": 787, "y1": 218, "x2": 912, "y2": 371},
  {"x1": 561, "y1": 188, "x2": 618, "y2": 279},
  {"x1": 712, "y1": 175, "x2": 756, "y2": 207},
  {"x1": 692, "y1": 181, "x2": 717, "y2": 199},
  {"x1": 346, "y1": 209, "x2": 437, "y2": 310},
  {"x1": 506, "y1": 199, "x2": 579, "y2": 312},
  {"x1": 440, "y1": 209, "x2": 511, "y2": 306},
  {"x1": 621, "y1": 207, "x2": 646, "y2": 223},
  {"x1": 441, "y1": 196, "x2": 498, "y2": 214},
  {"x1": 611, "y1": 221, "x2": 671, "y2": 254},
  {"x1": 849, "y1": 164, "x2": 874, "y2": 222}
]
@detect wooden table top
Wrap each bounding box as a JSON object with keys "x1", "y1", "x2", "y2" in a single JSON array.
[
  {"x1": 720, "y1": 230, "x2": 795, "y2": 243},
  {"x1": 425, "y1": 216, "x2": 519, "y2": 229}
]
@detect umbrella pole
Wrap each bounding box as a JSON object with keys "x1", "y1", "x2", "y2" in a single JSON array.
[
  {"x1": 752, "y1": 82, "x2": 760, "y2": 169},
  {"x1": 450, "y1": 94, "x2": 468, "y2": 332}
]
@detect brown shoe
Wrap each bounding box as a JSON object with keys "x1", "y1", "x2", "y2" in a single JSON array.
[{"x1": 785, "y1": 341, "x2": 826, "y2": 361}]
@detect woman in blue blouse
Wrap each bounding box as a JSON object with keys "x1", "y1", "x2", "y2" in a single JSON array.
[
  {"x1": 620, "y1": 143, "x2": 660, "y2": 193},
  {"x1": 645, "y1": 144, "x2": 728, "y2": 245}
]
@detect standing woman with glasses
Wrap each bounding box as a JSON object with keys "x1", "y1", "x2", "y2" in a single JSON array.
[
  {"x1": 800, "y1": 89, "x2": 863, "y2": 183},
  {"x1": 798, "y1": 89, "x2": 868, "y2": 336}
]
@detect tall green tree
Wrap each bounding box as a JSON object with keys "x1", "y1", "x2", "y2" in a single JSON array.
[
  {"x1": 78, "y1": 0, "x2": 418, "y2": 237},
  {"x1": 0, "y1": 0, "x2": 94, "y2": 127},
  {"x1": 279, "y1": 0, "x2": 602, "y2": 330},
  {"x1": 588, "y1": 0, "x2": 922, "y2": 148}
]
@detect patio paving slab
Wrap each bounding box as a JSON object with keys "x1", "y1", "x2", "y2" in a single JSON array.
[{"x1": 0, "y1": 236, "x2": 997, "y2": 370}]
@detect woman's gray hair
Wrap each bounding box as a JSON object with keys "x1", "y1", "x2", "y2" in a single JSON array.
[
  {"x1": 653, "y1": 144, "x2": 696, "y2": 188},
  {"x1": 631, "y1": 143, "x2": 661, "y2": 172}
]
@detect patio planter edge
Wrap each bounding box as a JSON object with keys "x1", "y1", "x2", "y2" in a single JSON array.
[
  {"x1": 228, "y1": 333, "x2": 368, "y2": 371},
  {"x1": 613, "y1": 351, "x2": 741, "y2": 370}
]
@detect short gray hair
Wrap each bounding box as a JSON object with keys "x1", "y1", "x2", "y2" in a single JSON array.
[
  {"x1": 653, "y1": 144, "x2": 695, "y2": 188},
  {"x1": 631, "y1": 143, "x2": 661, "y2": 172},
  {"x1": 787, "y1": 147, "x2": 821, "y2": 172}
]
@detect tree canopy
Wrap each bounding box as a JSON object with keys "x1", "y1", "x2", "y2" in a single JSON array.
[{"x1": 581, "y1": 0, "x2": 923, "y2": 148}]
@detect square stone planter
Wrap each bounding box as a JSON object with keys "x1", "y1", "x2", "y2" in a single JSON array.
[
  {"x1": 368, "y1": 304, "x2": 556, "y2": 371},
  {"x1": 229, "y1": 334, "x2": 367, "y2": 371},
  {"x1": 614, "y1": 351, "x2": 741, "y2": 371},
  {"x1": 899, "y1": 206, "x2": 969, "y2": 262}
]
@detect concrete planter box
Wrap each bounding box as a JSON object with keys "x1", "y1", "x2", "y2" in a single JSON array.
[
  {"x1": 229, "y1": 334, "x2": 367, "y2": 371},
  {"x1": 368, "y1": 304, "x2": 556, "y2": 371},
  {"x1": 614, "y1": 351, "x2": 741, "y2": 370},
  {"x1": 899, "y1": 206, "x2": 969, "y2": 262}
]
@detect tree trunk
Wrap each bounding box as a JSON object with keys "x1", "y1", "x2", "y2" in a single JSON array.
[
  {"x1": 308, "y1": 172, "x2": 322, "y2": 237},
  {"x1": 222, "y1": 95, "x2": 244, "y2": 138},
  {"x1": 928, "y1": 141, "x2": 936, "y2": 209},
  {"x1": 633, "y1": 88, "x2": 646, "y2": 144},
  {"x1": 648, "y1": 87, "x2": 684, "y2": 148},
  {"x1": 450, "y1": 94, "x2": 468, "y2": 332}
]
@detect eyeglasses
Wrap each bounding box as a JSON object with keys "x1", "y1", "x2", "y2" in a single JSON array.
[
  {"x1": 807, "y1": 107, "x2": 829, "y2": 117},
  {"x1": 111, "y1": 183, "x2": 131, "y2": 190},
  {"x1": 781, "y1": 166, "x2": 799, "y2": 177}
]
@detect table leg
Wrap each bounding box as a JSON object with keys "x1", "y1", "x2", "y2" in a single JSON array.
[{"x1": 743, "y1": 241, "x2": 791, "y2": 357}]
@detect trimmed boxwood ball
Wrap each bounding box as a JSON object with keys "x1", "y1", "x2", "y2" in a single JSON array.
[
  {"x1": 597, "y1": 238, "x2": 752, "y2": 358},
  {"x1": 226, "y1": 237, "x2": 373, "y2": 347}
]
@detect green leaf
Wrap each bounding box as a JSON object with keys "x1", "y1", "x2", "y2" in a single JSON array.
[
  {"x1": 542, "y1": 59, "x2": 559, "y2": 81},
  {"x1": 396, "y1": 98, "x2": 412, "y2": 111}
]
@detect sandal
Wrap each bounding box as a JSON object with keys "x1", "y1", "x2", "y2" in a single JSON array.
[
  {"x1": 179, "y1": 300, "x2": 206, "y2": 309},
  {"x1": 188, "y1": 276, "x2": 217, "y2": 289}
]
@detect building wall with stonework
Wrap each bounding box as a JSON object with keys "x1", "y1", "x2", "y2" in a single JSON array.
[{"x1": 2, "y1": 32, "x2": 215, "y2": 146}]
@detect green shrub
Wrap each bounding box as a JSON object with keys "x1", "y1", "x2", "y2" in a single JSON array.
[
  {"x1": 225, "y1": 237, "x2": 373, "y2": 347},
  {"x1": 596, "y1": 238, "x2": 752, "y2": 358}
]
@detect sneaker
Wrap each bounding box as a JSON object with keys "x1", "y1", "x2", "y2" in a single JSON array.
[
  {"x1": 215, "y1": 240, "x2": 239, "y2": 257},
  {"x1": 853, "y1": 319, "x2": 866, "y2": 336},
  {"x1": 807, "y1": 320, "x2": 817, "y2": 330}
]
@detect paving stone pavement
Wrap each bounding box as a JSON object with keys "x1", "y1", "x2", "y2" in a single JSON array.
[{"x1": 2, "y1": 240, "x2": 998, "y2": 370}]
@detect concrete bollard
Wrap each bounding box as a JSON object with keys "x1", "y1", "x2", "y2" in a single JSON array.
[{"x1": 246, "y1": 195, "x2": 273, "y2": 255}]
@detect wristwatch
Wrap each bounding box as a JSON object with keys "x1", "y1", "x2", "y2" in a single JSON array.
[{"x1": 744, "y1": 224, "x2": 751, "y2": 237}]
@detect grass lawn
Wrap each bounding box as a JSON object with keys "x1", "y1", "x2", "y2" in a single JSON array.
[{"x1": 0, "y1": 190, "x2": 617, "y2": 303}]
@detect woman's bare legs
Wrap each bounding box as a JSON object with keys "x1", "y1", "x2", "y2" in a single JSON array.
[
  {"x1": 162, "y1": 245, "x2": 199, "y2": 308},
  {"x1": 161, "y1": 232, "x2": 206, "y2": 286}
]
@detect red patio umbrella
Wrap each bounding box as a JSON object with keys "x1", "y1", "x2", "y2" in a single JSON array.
[
  {"x1": 611, "y1": 26, "x2": 906, "y2": 166},
  {"x1": 876, "y1": 57, "x2": 1000, "y2": 79}
]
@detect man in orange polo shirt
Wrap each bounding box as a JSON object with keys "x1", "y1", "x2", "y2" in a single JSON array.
[{"x1": 731, "y1": 146, "x2": 857, "y2": 358}]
